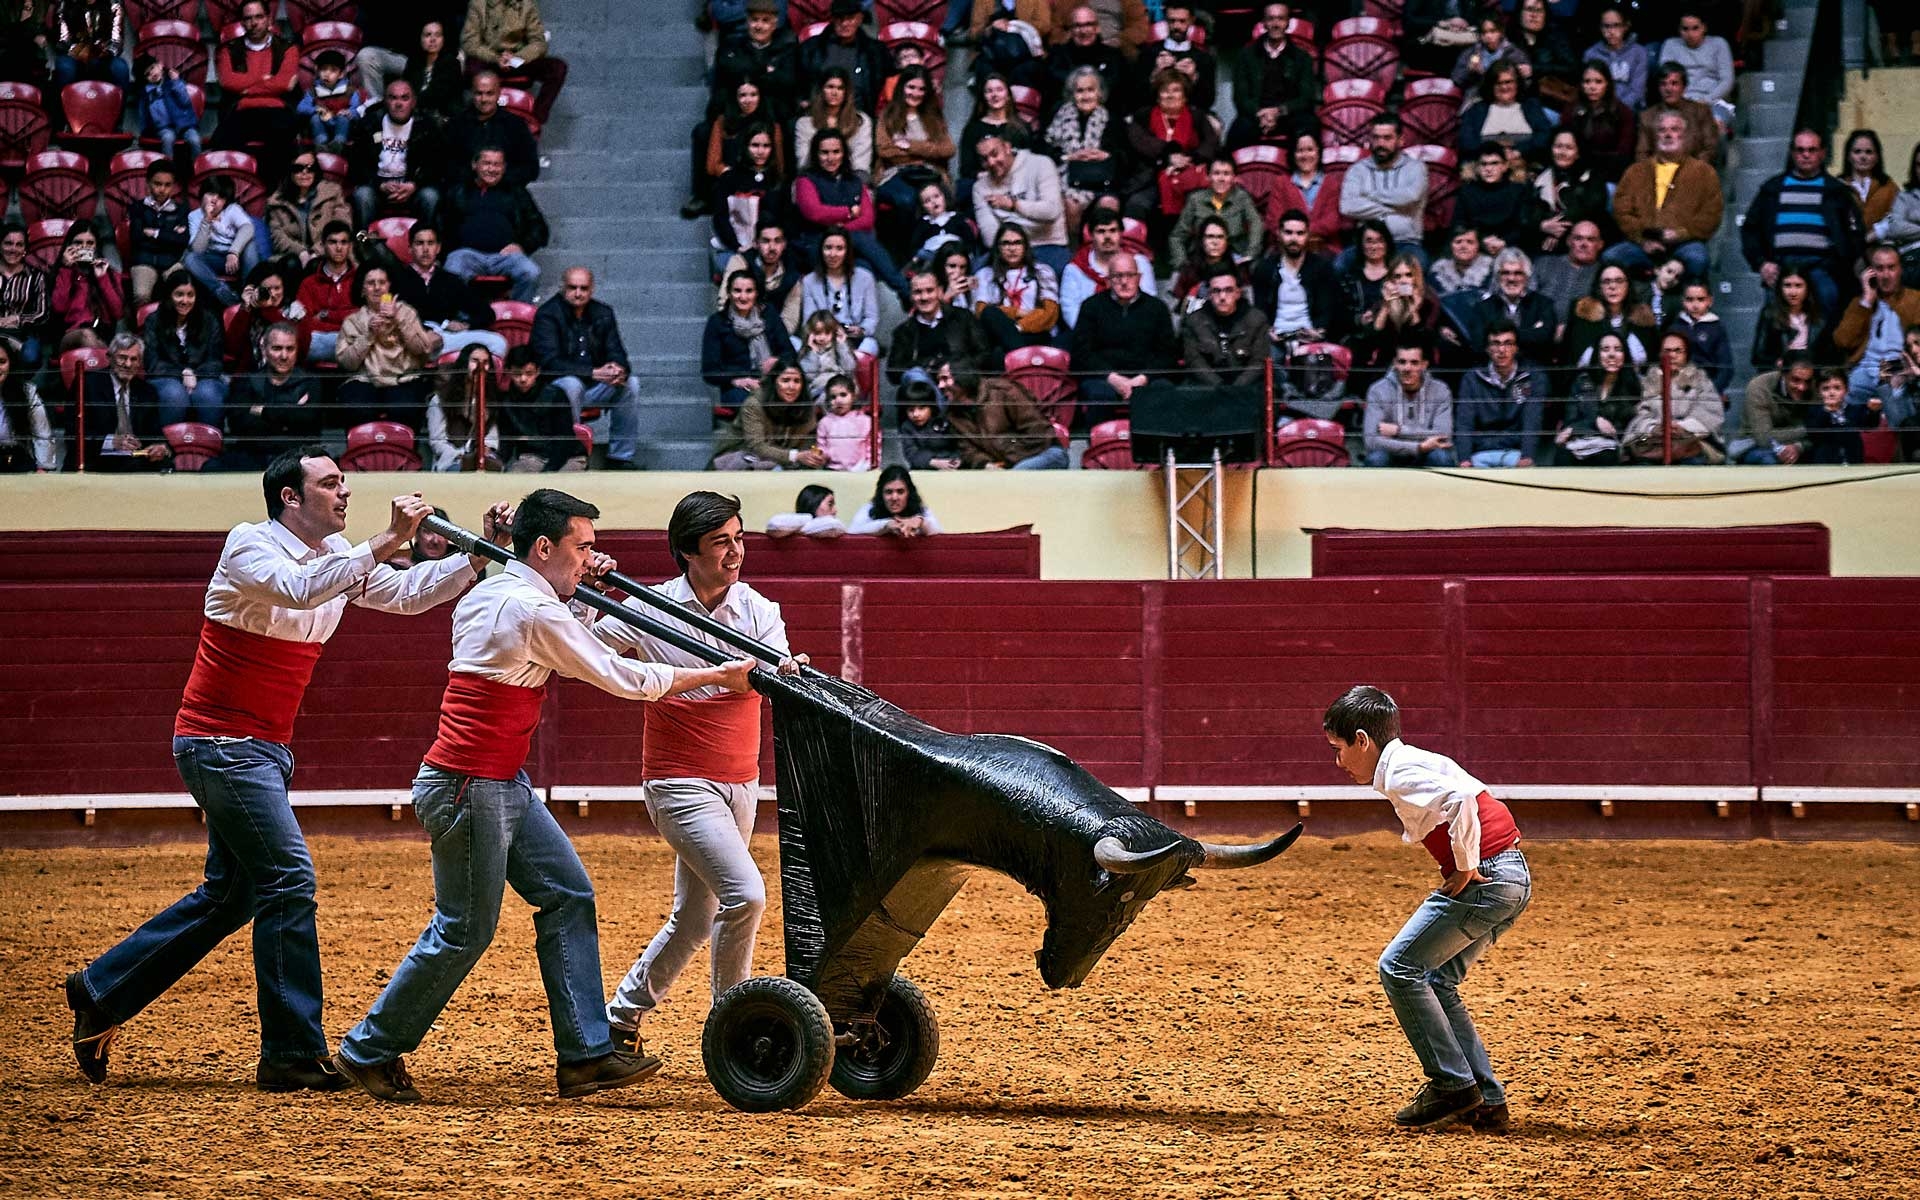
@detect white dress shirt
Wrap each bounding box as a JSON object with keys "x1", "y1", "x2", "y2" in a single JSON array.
[
  {"x1": 450, "y1": 558, "x2": 676, "y2": 699},
  {"x1": 204, "y1": 518, "x2": 476, "y2": 642},
  {"x1": 1371, "y1": 738, "x2": 1492, "y2": 872},
  {"x1": 595, "y1": 575, "x2": 787, "y2": 702}
]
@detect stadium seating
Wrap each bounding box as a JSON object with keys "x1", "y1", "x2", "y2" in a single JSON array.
[
  {"x1": 1400, "y1": 77, "x2": 1464, "y2": 149},
  {"x1": 1081, "y1": 420, "x2": 1138, "y2": 470},
  {"x1": 370, "y1": 216, "x2": 418, "y2": 261},
  {"x1": 1004, "y1": 345, "x2": 1077, "y2": 430},
  {"x1": 134, "y1": 20, "x2": 209, "y2": 84},
  {"x1": 0, "y1": 83, "x2": 51, "y2": 173},
  {"x1": 1323, "y1": 33, "x2": 1399, "y2": 87},
  {"x1": 18, "y1": 150, "x2": 98, "y2": 223},
  {"x1": 25, "y1": 219, "x2": 72, "y2": 271},
  {"x1": 490, "y1": 300, "x2": 537, "y2": 348},
  {"x1": 341, "y1": 421, "x2": 422, "y2": 471},
  {"x1": 193, "y1": 150, "x2": 268, "y2": 216},
  {"x1": 163, "y1": 423, "x2": 224, "y2": 471},
  {"x1": 57, "y1": 82, "x2": 131, "y2": 156},
  {"x1": 1269, "y1": 417, "x2": 1351, "y2": 467}
]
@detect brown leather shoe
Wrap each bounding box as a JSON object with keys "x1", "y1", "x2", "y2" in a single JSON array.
[
  {"x1": 1393, "y1": 1081, "x2": 1483, "y2": 1128},
  {"x1": 1466, "y1": 1102, "x2": 1511, "y2": 1131},
  {"x1": 67, "y1": 973, "x2": 119, "y2": 1085},
  {"x1": 257, "y1": 1056, "x2": 351, "y2": 1093},
  {"x1": 557, "y1": 1049, "x2": 661, "y2": 1099},
  {"x1": 331, "y1": 1052, "x2": 422, "y2": 1103}
]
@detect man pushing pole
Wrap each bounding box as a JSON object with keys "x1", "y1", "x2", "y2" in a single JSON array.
[{"x1": 66, "y1": 445, "x2": 505, "y2": 1092}]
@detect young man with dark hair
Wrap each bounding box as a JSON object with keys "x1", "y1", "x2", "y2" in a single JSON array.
[
  {"x1": 1252, "y1": 208, "x2": 1343, "y2": 344},
  {"x1": 599, "y1": 491, "x2": 805, "y2": 1066},
  {"x1": 1180, "y1": 265, "x2": 1268, "y2": 388},
  {"x1": 943, "y1": 367, "x2": 1066, "y2": 469},
  {"x1": 336, "y1": 489, "x2": 756, "y2": 1103},
  {"x1": 1455, "y1": 318, "x2": 1544, "y2": 468},
  {"x1": 1324, "y1": 684, "x2": 1530, "y2": 1131},
  {"x1": 1061, "y1": 205, "x2": 1159, "y2": 329},
  {"x1": 295, "y1": 221, "x2": 360, "y2": 363},
  {"x1": 67, "y1": 450, "x2": 498, "y2": 1091},
  {"x1": 128, "y1": 160, "x2": 190, "y2": 308},
  {"x1": 495, "y1": 345, "x2": 586, "y2": 472}
]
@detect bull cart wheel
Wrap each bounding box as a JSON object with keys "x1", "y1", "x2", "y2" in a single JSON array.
[
  {"x1": 829, "y1": 974, "x2": 939, "y2": 1101},
  {"x1": 702, "y1": 976, "x2": 837, "y2": 1112}
]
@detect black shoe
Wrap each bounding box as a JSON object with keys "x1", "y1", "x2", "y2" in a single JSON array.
[
  {"x1": 602, "y1": 457, "x2": 639, "y2": 471},
  {"x1": 257, "y1": 1056, "x2": 351, "y2": 1093},
  {"x1": 557, "y1": 1049, "x2": 661, "y2": 1099},
  {"x1": 680, "y1": 196, "x2": 710, "y2": 219},
  {"x1": 66, "y1": 973, "x2": 119, "y2": 1085},
  {"x1": 331, "y1": 1052, "x2": 422, "y2": 1103},
  {"x1": 1466, "y1": 1102, "x2": 1510, "y2": 1131},
  {"x1": 1393, "y1": 1081, "x2": 1483, "y2": 1128},
  {"x1": 608, "y1": 1025, "x2": 644, "y2": 1056}
]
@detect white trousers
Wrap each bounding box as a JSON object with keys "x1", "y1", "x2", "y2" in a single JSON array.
[{"x1": 606, "y1": 778, "x2": 765, "y2": 1031}]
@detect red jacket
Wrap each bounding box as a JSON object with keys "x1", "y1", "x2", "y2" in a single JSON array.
[
  {"x1": 221, "y1": 37, "x2": 298, "y2": 110},
  {"x1": 296, "y1": 265, "x2": 358, "y2": 342}
]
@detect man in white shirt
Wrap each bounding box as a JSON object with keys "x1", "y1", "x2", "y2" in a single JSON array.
[
  {"x1": 973, "y1": 133, "x2": 1070, "y2": 278},
  {"x1": 1060, "y1": 206, "x2": 1159, "y2": 329},
  {"x1": 67, "y1": 447, "x2": 502, "y2": 1092},
  {"x1": 335, "y1": 489, "x2": 754, "y2": 1104}
]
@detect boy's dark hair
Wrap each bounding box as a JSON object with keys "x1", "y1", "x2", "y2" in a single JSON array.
[
  {"x1": 1818, "y1": 367, "x2": 1851, "y2": 389},
  {"x1": 145, "y1": 159, "x2": 178, "y2": 184},
  {"x1": 133, "y1": 53, "x2": 157, "y2": 79},
  {"x1": 1082, "y1": 204, "x2": 1123, "y2": 239},
  {"x1": 795, "y1": 484, "x2": 834, "y2": 516},
  {"x1": 320, "y1": 218, "x2": 353, "y2": 241},
  {"x1": 409, "y1": 222, "x2": 440, "y2": 242},
  {"x1": 1323, "y1": 686, "x2": 1401, "y2": 745},
  {"x1": 513, "y1": 489, "x2": 600, "y2": 559},
  {"x1": 898, "y1": 378, "x2": 939, "y2": 417},
  {"x1": 314, "y1": 49, "x2": 347, "y2": 72},
  {"x1": 200, "y1": 174, "x2": 236, "y2": 201},
  {"x1": 504, "y1": 344, "x2": 540, "y2": 370},
  {"x1": 1482, "y1": 318, "x2": 1519, "y2": 345},
  {"x1": 667, "y1": 491, "x2": 744, "y2": 572},
  {"x1": 262, "y1": 443, "x2": 333, "y2": 518}
]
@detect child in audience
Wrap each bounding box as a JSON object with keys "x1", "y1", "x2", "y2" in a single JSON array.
[
  {"x1": 815, "y1": 374, "x2": 872, "y2": 472},
  {"x1": 1804, "y1": 369, "x2": 1881, "y2": 465},
  {"x1": 766, "y1": 483, "x2": 848, "y2": 538},
  {"x1": 299, "y1": 50, "x2": 357, "y2": 153},
  {"x1": 1671, "y1": 280, "x2": 1732, "y2": 394},
  {"x1": 798, "y1": 310, "x2": 859, "y2": 402},
  {"x1": 897, "y1": 377, "x2": 960, "y2": 470},
  {"x1": 135, "y1": 55, "x2": 202, "y2": 162},
  {"x1": 907, "y1": 181, "x2": 982, "y2": 273},
  {"x1": 127, "y1": 160, "x2": 192, "y2": 308}
]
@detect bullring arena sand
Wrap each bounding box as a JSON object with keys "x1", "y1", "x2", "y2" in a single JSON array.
[{"x1": 2, "y1": 832, "x2": 1917, "y2": 1199}]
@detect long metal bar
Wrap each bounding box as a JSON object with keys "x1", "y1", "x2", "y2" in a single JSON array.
[{"x1": 1210, "y1": 446, "x2": 1224, "y2": 580}]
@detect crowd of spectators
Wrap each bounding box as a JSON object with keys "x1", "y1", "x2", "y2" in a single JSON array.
[
  {"x1": 670, "y1": 0, "x2": 1916, "y2": 473},
  {"x1": 0, "y1": 0, "x2": 654, "y2": 474}
]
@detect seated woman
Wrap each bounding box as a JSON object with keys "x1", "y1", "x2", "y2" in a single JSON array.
[
  {"x1": 1508, "y1": 0, "x2": 1578, "y2": 103},
  {"x1": 1523, "y1": 130, "x2": 1614, "y2": 257},
  {"x1": 797, "y1": 228, "x2": 881, "y2": 359},
  {"x1": 795, "y1": 130, "x2": 914, "y2": 301},
  {"x1": 0, "y1": 335, "x2": 57, "y2": 473},
  {"x1": 848, "y1": 465, "x2": 943, "y2": 537},
  {"x1": 142, "y1": 268, "x2": 227, "y2": 427},
  {"x1": 0, "y1": 224, "x2": 49, "y2": 370},
  {"x1": 1353, "y1": 253, "x2": 1439, "y2": 390},
  {"x1": 1459, "y1": 63, "x2": 1555, "y2": 164},
  {"x1": 1555, "y1": 330, "x2": 1641, "y2": 465},
  {"x1": 1625, "y1": 332, "x2": 1724, "y2": 463},
  {"x1": 1454, "y1": 146, "x2": 1531, "y2": 259},
  {"x1": 49, "y1": 223, "x2": 124, "y2": 351},
  {"x1": 971, "y1": 225, "x2": 1060, "y2": 352},
  {"x1": 405, "y1": 20, "x2": 464, "y2": 119},
  {"x1": 267, "y1": 151, "x2": 353, "y2": 271},
  {"x1": 793, "y1": 68, "x2": 874, "y2": 179},
  {"x1": 709, "y1": 121, "x2": 789, "y2": 280},
  {"x1": 1560, "y1": 65, "x2": 1636, "y2": 183},
  {"x1": 1453, "y1": 14, "x2": 1531, "y2": 94},
  {"x1": 703, "y1": 80, "x2": 787, "y2": 203},
  {"x1": 335, "y1": 265, "x2": 444, "y2": 431},
  {"x1": 766, "y1": 483, "x2": 848, "y2": 538},
  {"x1": 425, "y1": 343, "x2": 501, "y2": 471},
  {"x1": 1563, "y1": 263, "x2": 1657, "y2": 368},
  {"x1": 873, "y1": 65, "x2": 956, "y2": 241},
  {"x1": 1338, "y1": 220, "x2": 1396, "y2": 339},
  {"x1": 1751, "y1": 267, "x2": 1831, "y2": 371},
  {"x1": 934, "y1": 244, "x2": 979, "y2": 310},
  {"x1": 1430, "y1": 226, "x2": 1494, "y2": 298},
  {"x1": 1878, "y1": 144, "x2": 1920, "y2": 285},
  {"x1": 1122, "y1": 69, "x2": 1220, "y2": 227},
  {"x1": 224, "y1": 261, "x2": 306, "y2": 369},
  {"x1": 703, "y1": 269, "x2": 797, "y2": 422},
  {"x1": 1046, "y1": 66, "x2": 1130, "y2": 240},
  {"x1": 710, "y1": 357, "x2": 827, "y2": 470},
  {"x1": 1166, "y1": 216, "x2": 1240, "y2": 315}
]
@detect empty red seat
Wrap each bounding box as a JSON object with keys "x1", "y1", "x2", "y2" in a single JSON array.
[
  {"x1": 1401, "y1": 77, "x2": 1464, "y2": 149},
  {"x1": 1269, "y1": 417, "x2": 1350, "y2": 467},
  {"x1": 0, "y1": 82, "x2": 51, "y2": 172},
  {"x1": 490, "y1": 300, "x2": 537, "y2": 348},
  {"x1": 875, "y1": 0, "x2": 946, "y2": 24},
  {"x1": 1403, "y1": 144, "x2": 1459, "y2": 231},
  {"x1": 314, "y1": 149, "x2": 349, "y2": 187},
  {"x1": 194, "y1": 149, "x2": 268, "y2": 217},
  {"x1": 574, "y1": 423, "x2": 592, "y2": 455},
  {"x1": 1003, "y1": 345, "x2": 1077, "y2": 430},
  {"x1": 788, "y1": 0, "x2": 832, "y2": 30},
  {"x1": 204, "y1": 0, "x2": 252, "y2": 30},
  {"x1": 1331, "y1": 16, "x2": 1399, "y2": 41},
  {"x1": 58, "y1": 82, "x2": 132, "y2": 154},
  {"x1": 59, "y1": 345, "x2": 112, "y2": 397},
  {"x1": 128, "y1": 0, "x2": 200, "y2": 24},
  {"x1": 135, "y1": 300, "x2": 160, "y2": 328},
  {"x1": 19, "y1": 150, "x2": 98, "y2": 223},
  {"x1": 855, "y1": 349, "x2": 878, "y2": 402},
  {"x1": 284, "y1": 0, "x2": 358, "y2": 34},
  {"x1": 135, "y1": 19, "x2": 210, "y2": 85},
  {"x1": 341, "y1": 421, "x2": 423, "y2": 471},
  {"x1": 498, "y1": 87, "x2": 540, "y2": 137},
  {"x1": 1324, "y1": 35, "x2": 1399, "y2": 87},
  {"x1": 369, "y1": 215, "x2": 417, "y2": 260},
  {"x1": 1316, "y1": 97, "x2": 1385, "y2": 149},
  {"x1": 1009, "y1": 84, "x2": 1041, "y2": 128},
  {"x1": 1362, "y1": 0, "x2": 1407, "y2": 20},
  {"x1": 1081, "y1": 419, "x2": 1138, "y2": 470},
  {"x1": 1323, "y1": 78, "x2": 1388, "y2": 106},
  {"x1": 164, "y1": 422, "x2": 224, "y2": 471},
  {"x1": 25, "y1": 219, "x2": 72, "y2": 271}
]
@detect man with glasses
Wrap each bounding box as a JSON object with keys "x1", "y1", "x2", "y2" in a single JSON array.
[
  {"x1": 1180, "y1": 266, "x2": 1267, "y2": 388},
  {"x1": 1612, "y1": 113, "x2": 1722, "y2": 285},
  {"x1": 1455, "y1": 321, "x2": 1543, "y2": 469},
  {"x1": 347, "y1": 79, "x2": 447, "y2": 228},
  {"x1": 1742, "y1": 129, "x2": 1866, "y2": 319},
  {"x1": 210, "y1": 0, "x2": 301, "y2": 181},
  {"x1": 1656, "y1": 10, "x2": 1734, "y2": 130},
  {"x1": 1070, "y1": 251, "x2": 1180, "y2": 423}
]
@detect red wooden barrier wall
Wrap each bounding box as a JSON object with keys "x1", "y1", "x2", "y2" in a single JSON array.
[{"x1": 4, "y1": 576, "x2": 1919, "y2": 797}]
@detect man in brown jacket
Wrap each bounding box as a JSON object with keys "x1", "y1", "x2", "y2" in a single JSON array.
[
  {"x1": 1832, "y1": 242, "x2": 1920, "y2": 401},
  {"x1": 1740, "y1": 355, "x2": 1816, "y2": 465},
  {"x1": 1635, "y1": 64, "x2": 1720, "y2": 164},
  {"x1": 463, "y1": 0, "x2": 568, "y2": 125},
  {"x1": 945, "y1": 369, "x2": 1069, "y2": 468},
  {"x1": 1610, "y1": 112, "x2": 1721, "y2": 282}
]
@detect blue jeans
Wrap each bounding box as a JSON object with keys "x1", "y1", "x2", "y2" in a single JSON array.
[
  {"x1": 1601, "y1": 240, "x2": 1711, "y2": 281},
  {"x1": 153, "y1": 375, "x2": 229, "y2": 427},
  {"x1": 1378, "y1": 847, "x2": 1532, "y2": 1103},
  {"x1": 307, "y1": 331, "x2": 339, "y2": 363},
  {"x1": 445, "y1": 248, "x2": 541, "y2": 301},
  {"x1": 78, "y1": 737, "x2": 326, "y2": 1062},
  {"x1": 552, "y1": 374, "x2": 641, "y2": 464},
  {"x1": 1737, "y1": 445, "x2": 1780, "y2": 465},
  {"x1": 183, "y1": 244, "x2": 261, "y2": 308},
  {"x1": 1366, "y1": 447, "x2": 1458, "y2": 467},
  {"x1": 1469, "y1": 448, "x2": 1523, "y2": 468},
  {"x1": 53, "y1": 53, "x2": 132, "y2": 93},
  {"x1": 339, "y1": 764, "x2": 613, "y2": 1068},
  {"x1": 309, "y1": 113, "x2": 351, "y2": 146},
  {"x1": 1012, "y1": 443, "x2": 1070, "y2": 469},
  {"x1": 156, "y1": 126, "x2": 203, "y2": 159},
  {"x1": 845, "y1": 227, "x2": 912, "y2": 300}
]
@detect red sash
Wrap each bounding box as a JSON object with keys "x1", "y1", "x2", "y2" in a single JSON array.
[
  {"x1": 641, "y1": 691, "x2": 763, "y2": 784},
  {"x1": 422, "y1": 673, "x2": 549, "y2": 780},
  {"x1": 1421, "y1": 790, "x2": 1522, "y2": 876},
  {"x1": 174, "y1": 619, "x2": 327, "y2": 744}
]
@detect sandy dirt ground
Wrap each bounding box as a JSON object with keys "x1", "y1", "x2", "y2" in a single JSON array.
[{"x1": 2, "y1": 832, "x2": 1917, "y2": 1199}]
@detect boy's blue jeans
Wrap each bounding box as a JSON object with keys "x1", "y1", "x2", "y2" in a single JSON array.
[
  {"x1": 77, "y1": 737, "x2": 328, "y2": 1063},
  {"x1": 338, "y1": 764, "x2": 614, "y2": 1068},
  {"x1": 310, "y1": 113, "x2": 352, "y2": 145},
  {"x1": 1378, "y1": 847, "x2": 1532, "y2": 1104}
]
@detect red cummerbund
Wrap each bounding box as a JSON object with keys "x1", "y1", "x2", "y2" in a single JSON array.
[
  {"x1": 175, "y1": 619, "x2": 328, "y2": 744},
  {"x1": 641, "y1": 691, "x2": 763, "y2": 784},
  {"x1": 423, "y1": 673, "x2": 550, "y2": 780},
  {"x1": 1421, "y1": 790, "x2": 1522, "y2": 876}
]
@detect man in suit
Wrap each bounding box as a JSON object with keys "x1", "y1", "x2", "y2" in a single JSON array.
[{"x1": 78, "y1": 334, "x2": 170, "y2": 472}]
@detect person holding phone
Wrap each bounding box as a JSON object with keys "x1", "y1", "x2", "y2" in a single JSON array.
[{"x1": 49, "y1": 223, "x2": 124, "y2": 348}]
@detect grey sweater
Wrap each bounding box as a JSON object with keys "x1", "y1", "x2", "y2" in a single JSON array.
[
  {"x1": 1364, "y1": 374, "x2": 1454, "y2": 457},
  {"x1": 1338, "y1": 154, "x2": 1428, "y2": 245}
]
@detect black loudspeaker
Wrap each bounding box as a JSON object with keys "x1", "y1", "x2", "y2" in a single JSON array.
[{"x1": 1128, "y1": 382, "x2": 1266, "y2": 465}]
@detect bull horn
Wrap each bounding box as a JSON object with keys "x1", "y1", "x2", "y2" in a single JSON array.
[
  {"x1": 1194, "y1": 823, "x2": 1304, "y2": 869},
  {"x1": 1092, "y1": 836, "x2": 1185, "y2": 874}
]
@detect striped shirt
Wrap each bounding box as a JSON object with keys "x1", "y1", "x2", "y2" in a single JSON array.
[
  {"x1": 0, "y1": 264, "x2": 49, "y2": 331},
  {"x1": 1770, "y1": 175, "x2": 1838, "y2": 259}
]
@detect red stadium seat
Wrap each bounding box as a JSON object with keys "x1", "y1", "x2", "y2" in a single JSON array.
[
  {"x1": 855, "y1": 349, "x2": 878, "y2": 401},
  {"x1": 574, "y1": 423, "x2": 593, "y2": 455},
  {"x1": 58, "y1": 82, "x2": 131, "y2": 155},
  {"x1": 498, "y1": 87, "x2": 540, "y2": 137},
  {"x1": 204, "y1": 0, "x2": 251, "y2": 31},
  {"x1": 1269, "y1": 417, "x2": 1351, "y2": 467},
  {"x1": 1862, "y1": 415, "x2": 1898, "y2": 465},
  {"x1": 1404, "y1": 144, "x2": 1459, "y2": 231},
  {"x1": 103, "y1": 148, "x2": 165, "y2": 225},
  {"x1": 1362, "y1": 0, "x2": 1407, "y2": 20},
  {"x1": 298, "y1": 21, "x2": 364, "y2": 73},
  {"x1": 136, "y1": 301, "x2": 160, "y2": 329},
  {"x1": 315, "y1": 150, "x2": 349, "y2": 187},
  {"x1": 25, "y1": 219, "x2": 72, "y2": 271},
  {"x1": 341, "y1": 421, "x2": 423, "y2": 471},
  {"x1": 1010, "y1": 84, "x2": 1041, "y2": 129},
  {"x1": 875, "y1": 0, "x2": 947, "y2": 25},
  {"x1": 799, "y1": 20, "x2": 828, "y2": 41},
  {"x1": 164, "y1": 422, "x2": 224, "y2": 471},
  {"x1": 1323, "y1": 78, "x2": 1388, "y2": 106},
  {"x1": 18, "y1": 150, "x2": 98, "y2": 223},
  {"x1": 284, "y1": 0, "x2": 358, "y2": 34},
  {"x1": 490, "y1": 300, "x2": 536, "y2": 348},
  {"x1": 880, "y1": 22, "x2": 945, "y2": 90},
  {"x1": 128, "y1": 0, "x2": 199, "y2": 25},
  {"x1": 1400, "y1": 77, "x2": 1464, "y2": 149},
  {"x1": 1082, "y1": 419, "x2": 1139, "y2": 469},
  {"x1": 59, "y1": 345, "x2": 111, "y2": 397},
  {"x1": 1120, "y1": 217, "x2": 1153, "y2": 263},
  {"x1": 1316, "y1": 97, "x2": 1385, "y2": 149},
  {"x1": 369, "y1": 215, "x2": 417, "y2": 261},
  {"x1": 137, "y1": 82, "x2": 204, "y2": 151},
  {"x1": 788, "y1": 0, "x2": 832, "y2": 32},
  {"x1": 1324, "y1": 35, "x2": 1399, "y2": 87},
  {"x1": 135, "y1": 19, "x2": 210, "y2": 85},
  {"x1": 1331, "y1": 16, "x2": 1399, "y2": 41},
  {"x1": 0, "y1": 82, "x2": 52, "y2": 172},
  {"x1": 194, "y1": 149, "x2": 268, "y2": 217},
  {"x1": 1003, "y1": 345, "x2": 1077, "y2": 430}
]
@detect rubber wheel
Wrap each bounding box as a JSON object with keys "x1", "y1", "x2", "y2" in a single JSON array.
[
  {"x1": 829, "y1": 975, "x2": 939, "y2": 1101},
  {"x1": 702, "y1": 977, "x2": 837, "y2": 1113}
]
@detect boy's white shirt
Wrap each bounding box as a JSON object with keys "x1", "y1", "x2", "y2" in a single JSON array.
[{"x1": 1370, "y1": 738, "x2": 1490, "y2": 872}]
